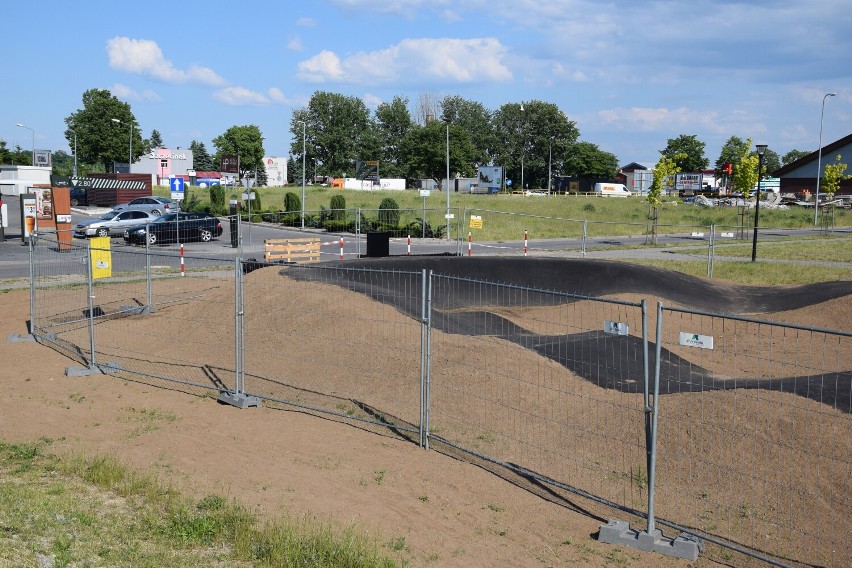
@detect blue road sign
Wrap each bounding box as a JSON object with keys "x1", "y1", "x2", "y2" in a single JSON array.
[{"x1": 170, "y1": 177, "x2": 185, "y2": 200}]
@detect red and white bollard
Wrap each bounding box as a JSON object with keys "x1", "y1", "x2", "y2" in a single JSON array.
[
  {"x1": 524, "y1": 229, "x2": 528, "y2": 257},
  {"x1": 467, "y1": 232, "x2": 472, "y2": 256},
  {"x1": 407, "y1": 234, "x2": 411, "y2": 256},
  {"x1": 180, "y1": 243, "x2": 185, "y2": 277},
  {"x1": 339, "y1": 237, "x2": 344, "y2": 260}
]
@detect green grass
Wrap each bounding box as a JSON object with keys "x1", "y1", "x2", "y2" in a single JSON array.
[
  {"x1": 628, "y1": 258, "x2": 852, "y2": 285},
  {"x1": 0, "y1": 438, "x2": 402, "y2": 567},
  {"x1": 709, "y1": 237, "x2": 852, "y2": 262},
  {"x1": 159, "y1": 184, "x2": 852, "y2": 242}
]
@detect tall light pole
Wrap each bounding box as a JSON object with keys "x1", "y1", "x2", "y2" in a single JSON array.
[
  {"x1": 16, "y1": 123, "x2": 34, "y2": 166},
  {"x1": 548, "y1": 136, "x2": 554, "y2": 195},
  {"x1": 69, "y1": 129, "x2": 78, "y2": 177},
  {"x1": 751, "y1": 144, "x2": 768, "y2": 262},
  {"x1": 110, "y1": 118, "x2": 133, "y2": 172},
  {"x1": 519, "y1": 103, "x2": 525, "y2": 190},
  {"x1": 814, "y1": 92, "x2": 837, "y2": 226},
  {"x1": 445, "y1": 121, "x2": 450, "y2": 241},
  {"x1": 297, "y1": 120, "x2": 306, "y2": 229}
]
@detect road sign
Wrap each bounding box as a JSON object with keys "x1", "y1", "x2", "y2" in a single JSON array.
[
  {"x1": 170, "y1": 177, "x2": 185, "y2": 200},
  {"x1": 419, "y1": 189, "x2": 431, "y2": 197}
]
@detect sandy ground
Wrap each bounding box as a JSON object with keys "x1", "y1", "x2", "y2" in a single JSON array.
[{"x1": 2, "y1": 257, "x2": 850, "y2": 567}]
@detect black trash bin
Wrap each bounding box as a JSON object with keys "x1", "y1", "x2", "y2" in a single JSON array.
[
  {"x1": 366, "y1": 231, "x2": 390, "y2": 257},
  {"x1": 228, "y1": 200, "x2": 239, "y2": 248}
]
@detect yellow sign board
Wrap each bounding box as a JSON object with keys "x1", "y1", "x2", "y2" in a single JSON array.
[
  {"x1": 469, "y1": 215, "x2": 483, "y2": 229},
  {"x1": 90, "y1": 237, "x2": 112, "y2": 279}
]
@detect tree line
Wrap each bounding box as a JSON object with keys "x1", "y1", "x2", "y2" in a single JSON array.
[{"x1": 0, "y1": 88, "x2": 817, "y2": 188}]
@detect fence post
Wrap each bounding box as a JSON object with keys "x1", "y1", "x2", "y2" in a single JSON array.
[
  {"x1": 646, "y1": 301, "x2": 664, "y2": 536},
  {"x1": 424, "y1": 270, "x2": 433, "y2": 451},
  {"x1": 86, "y1": 247, "x2": 97, "y2": 370},
  {"x1": 582, "y1": 219, "x2": 588, "y2": 256},
  {"x1": 217, "y1": 257, "x2": 261, "y2": 409},
  {"x1": 356, "y1": 208, "x2": 361, "y2": 257},
  {"x1": 28, "y1": 234, "x2": 35, "y2": 334},
  {"x1": 145, "y1": 222, "x2": 153, "y2": 311},
  {"x1": 419, "y1": 269, "x2": 427, "y2": 448},
  {"x1": 707, "y1": 224, "x2": 715, "y2": 278}
]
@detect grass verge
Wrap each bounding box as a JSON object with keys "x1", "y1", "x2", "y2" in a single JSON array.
[{"x1": 0, "y1": 438, "x2": 401, "y2": 567}]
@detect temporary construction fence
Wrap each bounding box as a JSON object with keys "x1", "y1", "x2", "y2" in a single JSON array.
[{"x1": 19, "y1": 234, "x2": 852, "y2": 567}]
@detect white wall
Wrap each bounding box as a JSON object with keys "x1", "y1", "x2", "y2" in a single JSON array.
[
  {"x1": 342, "y1": 178, "x2": 406, "y2": 190},
  {"x1": 0, "y1": 166, "x2": 52, "y2": 196}
]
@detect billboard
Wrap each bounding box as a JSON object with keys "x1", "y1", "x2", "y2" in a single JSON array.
[
  {"x1": 264, "y1": 156, "x2": 288, "y2": 187},
  {"x1": 477, "y1": 166, "x2": 503, "y2": 192},
  {"x1": 355, "y1": 160, "x2": 380, "y2": 182},
  {"x1": 34, "y1": 150, "x2": 51, "y2": 168},
  {"x1": 221, "y1": 154, "x2": 239, "y2": 173}
]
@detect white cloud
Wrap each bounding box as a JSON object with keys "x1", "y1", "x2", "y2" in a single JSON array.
[
  {"x1": 362, "y1": 93, "x2": 384, "y2": 109},
  {"x1": 109, "y1": 83, "x2": 161, "y2": 102},
  {"x1": 106, "y1": 37, "x2": 225, "y2": 86},
  {"x1": 296, "y1": 17, "x2": 316, "y2": 27},
  {"x1": 288, "y1": 36, "x2": 303, "y2": 51},
  {"x1": 214, "y1": 87, "x2": 271, "y2": 106},
  {"x1": 298, "y1": 50, "x2": 346, "y2": 81},
  {"x1": 267, "y1": 88, "x2": 294, "y2": 104},
  {"x1": 297, "y1": 38, "x2": 511, "y2": 84}
]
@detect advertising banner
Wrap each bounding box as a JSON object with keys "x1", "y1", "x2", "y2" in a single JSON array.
[
  {"x1": 477, "y1": 166, "x2": 503, "y2": 193},
  {"x1": 21, "y1": 194, "x2": 37, "y2": 243},
  {"x1": 221, "y1": 155, "x2": 239, "y2": 173},
  {"x1": 90, "y1": 237, "x2": 112, "y2": 279}
]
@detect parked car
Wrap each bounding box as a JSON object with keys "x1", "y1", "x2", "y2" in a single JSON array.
[
  {"x1": 113, "y1": 196, "x2": 179, "y2": 216},
  {"x1": 69, "y1": 186, "x2": 88, "y2": 207},
  {"x1": 123, "y1": 212, "x2": 223, "y2": 245},
  {"x1": 73, "y1": 210, "x2": 157, "y2": 239}
]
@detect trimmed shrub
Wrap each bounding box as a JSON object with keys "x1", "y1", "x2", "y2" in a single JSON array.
[
  {"x1": 284, "y1": 192, "x2": 301, "y2": 213},
  {"x1": 378, "y1": 198, "x2": 400, "y2": 227},
  {"x1": 330, "y1": 194, "x2": 346, "y2": 221}
]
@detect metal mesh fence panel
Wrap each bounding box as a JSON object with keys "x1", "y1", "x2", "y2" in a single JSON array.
[
  {"x1": 655, "y1": 305, "x2": 852, "y2": 567},
  {"x1": 241, "y1": 264, "x2": 425, "y2": 435},
  {"x1": 31, "y1": 234, "x2": 237, "y2": 395},
  {"x1": 428, "y1": 274, "x2": 651, "y2": 514}
]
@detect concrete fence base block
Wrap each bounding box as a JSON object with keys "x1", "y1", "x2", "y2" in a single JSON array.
[
  {"x1": 8, "y1": 333, "x2": 36, "y2": 343},
  {"x1": 598, "y1": 520, "x2": 701, "y2": 561},
  {"x1": 218, "y1": 392, "x2": 262, "y2": 409},
  {"x1": 65, "y1": 362, "x2": 122, "y2": 378},
  {"x1": 120, "y1": 305, "x2": 154, "y2": 315}
]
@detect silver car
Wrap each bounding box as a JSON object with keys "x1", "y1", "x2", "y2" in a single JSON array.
[
  {"x1": 73, "y1": 210, "x2": 157, "y2": 238},
  {"x1": 112, "y1": 196, "x2": 179, "y2": 216}
]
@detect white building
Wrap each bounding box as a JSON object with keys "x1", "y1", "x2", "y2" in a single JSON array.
[{"x1": 0, "y1": 165, "x2": 52, "y2": 196}]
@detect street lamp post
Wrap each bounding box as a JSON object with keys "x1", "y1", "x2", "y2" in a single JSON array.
[
  {"x1": 15, "y1": 124, "x2": 34, "y2": 166},
  {"x1": 814, "y1": 92, "x2": 837, "y2": 226},
  {"x1": 297, "y1": 120, "x2": 306, "y2": 229},
  {"x1": 519, "y1": 103, "x2": 525, "y2": 191},
  {"x1": 110, "y1": 118, "x2": 133, "y2": 172},
  {"x1": 72, "y1": 131, "x2": 77, "y2": 177},
  {"x1": 445, "y1": 121, "x2": 450, "y2": 241},
  {"x1": 751, "y1": 144, "x2": 768, "y2": 262}
]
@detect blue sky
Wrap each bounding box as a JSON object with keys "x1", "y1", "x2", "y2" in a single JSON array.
[{"x1": 4, "y1": 0, "x2": 851, "y2": 170}]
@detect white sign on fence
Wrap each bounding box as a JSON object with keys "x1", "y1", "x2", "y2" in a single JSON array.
[{"x1": 679, "y1": 332, "x2": 714, "y2": 350}]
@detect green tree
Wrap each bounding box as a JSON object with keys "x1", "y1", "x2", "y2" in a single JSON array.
[
  {"x1": 715, "y1": 136, "x2": 750, "y2": 176},
  {"x1": 0, "y1": 141, "x2": 33, "y2": 166},
  {"x1": 661, "y1": 134, "x2": 708, "y2": 173},
  {"x1": 64, "y1": 88, "x2": 143, "y2": 173},
  {"x1": 211, "y1": 125, "x2": 265, "y2": 181},
  {"x1": 189, "y1": 140, "x2": 215, "y2": 172},
  {"x1": 492, "y1": 101, "x2": 580, "y2": 190},
  {"x1": 400, "y1": 121, "x2": 476, "y2": 186},
  {"x1": 647, "y1": 153, "x2": 682, "y2": 244},
  {"x1": 330, "y1": 194, "x2": 346, "y2": 221},
  {"x1": 562, "y1": 141, "x2": 619, "y2": 178},
  {"x1": 291, "y1": 91, "x2": 373, "y2": 177},
  {"x1": 50, "y1": 150, "x2": 74, "y2": 176},
  {"x1": 378, "y1": 197, "x2": 400, "y2": 227},
  {"x1": 821, "y1": 154, "x2": 850, "y2": 198},
  {"x1": 374, "y1": 95, "x2": 414, "y2": 179},
  {"x1": 782, "y1": 149, "x2": 810, "y2": 165},
  {"x1": 149, "y1": 129, "x2": 164, "y2": 148},
  {"x1": 440, "y1": 95, "x2": 495, "y2": 167},
  {"x1": 732, "y1": 138, "x2": 759, "y2": 199},
  {"x1": 757, "y1": 148, "x2": 781, "y2": 175}
]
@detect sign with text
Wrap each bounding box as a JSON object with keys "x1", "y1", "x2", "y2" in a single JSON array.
[
  {"x1": 221, "y1": 154, "x2": 239, "y2": 173},
  {"x1": 469, "y1": 215, "x2": 483, "y2": 229},
  {"x1": 169, "y1": 177, "x2": 185, "y2": 200}
]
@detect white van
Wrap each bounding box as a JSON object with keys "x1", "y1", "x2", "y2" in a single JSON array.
[{"x1": 593, "y1": 183, "x2": 631, "y2": 197}]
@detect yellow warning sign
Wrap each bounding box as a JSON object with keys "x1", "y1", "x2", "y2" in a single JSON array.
[
  {"x1": 469, "y1": 215, "x2": 483, "y2": 229},
  {"x1": 90, "y1": 237, "x2": 112, "y2": 279}
]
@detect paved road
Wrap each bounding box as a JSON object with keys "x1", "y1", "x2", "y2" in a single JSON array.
[{"x1": 2, "y1": 199, "x2": 850, "y2": 281}]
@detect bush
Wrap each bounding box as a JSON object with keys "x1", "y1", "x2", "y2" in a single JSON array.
[
  {"x1": 324, "y1": 220, "x2": 354, "y2": 233},
  {"x1": 209, "y1": 185, "x2": 226, "y2": 210},
  {"x1": 284, "y1": 192, "x2": 301, "y2": 213},
  {"x1": 378, "y1": 198, "x2": 400, "y2": 227},
  {"x1": 330, "y1": 194, "x2": 346, "y2": 221}
]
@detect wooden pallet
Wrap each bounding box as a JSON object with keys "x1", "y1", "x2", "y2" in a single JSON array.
[{"x1": 264, "y1": 238, "x2": 321, "y2": 263}]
